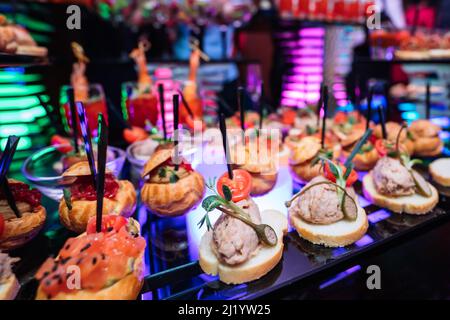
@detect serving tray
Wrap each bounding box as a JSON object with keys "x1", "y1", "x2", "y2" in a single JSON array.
[
  {"x1": 12, "y1": 158, "x2": 450, "y2": 300},
  {"x1": 138, "y1": 173, "x2": 450, "y2": 300}
]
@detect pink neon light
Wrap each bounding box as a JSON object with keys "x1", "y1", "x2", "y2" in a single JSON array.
[
  {"x1": 299, "y1": 39, "x2": 324, "y2": 47},
  {"x1": 154, "y1": 68, "x2": 173, "y2": 78},
  {"x1": 284, "y1": 48, "x2": 324, "y2": 56},
  {"x1": 280, "y1": 98, "x2": 298, "y2": 106},
  {"x1": 299, "y1": 28, "x2": 326, "y2": 37},
  {"x1": 333, "y1": 83, "x2": 346, "y2": 91},
  {"x1": 283, "y1": 83, "x2": 322, "y2": 91},
  {"x1": 292, "y1": 66, "x2": 323, "y2": 73},
  {"x1": 284, "y1": 75, "x2": 323, "y2": 82},
  {"x1": 282, "y1": 91, "x2": 305, "y2": 99},
  {"x1": 287, "y1": 57, "x2": 324, "y2": 65},
  {"x1": 334, "y1": 92, "x2": 348, "y2": 100}
]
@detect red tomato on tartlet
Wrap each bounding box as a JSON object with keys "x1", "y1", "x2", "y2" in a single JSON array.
[
  {"x1": 217, "y1": 169, "x2": 252, "y2": 203},
  {"x1": 87, "y1": 215, "x2": 128, "y2": 234},
  {"x1": 324, "y1": 162, "x2": 358, "y2": 187},
  {"x1": 281, "y1": 109, "x2": 297, "y2": 125}
]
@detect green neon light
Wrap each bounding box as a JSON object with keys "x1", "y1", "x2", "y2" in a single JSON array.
[
  {"x1": 0, "y1": 106, "x2": 46, "y2": 122},
  {"x1": 6, "y1": 13, "x2": 54, "y2": 32},
  {"x1": 0, "y1": 96, "x2": 48, "y2": 110},
  {"x1": 1, "y1": 137, "x2": 32, "y2": 151},
  {"x1": 0, "y1": 124, "x2": 30, "y2": 136},
  {"x1": 0, "y1": 84, "x2": 45, "y2": 96},
  {"x1": 0, "y1": 72, "x2": 42, "y2": 83}
]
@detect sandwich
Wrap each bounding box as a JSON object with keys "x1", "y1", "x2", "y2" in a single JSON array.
[{"x1": 198, "y1": 169, "x2": 287, "y2": 284}]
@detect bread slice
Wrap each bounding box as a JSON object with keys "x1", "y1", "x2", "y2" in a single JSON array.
[
  {"x1": 199, "y1": 210, "x2": 288, "y2": 284},
  {"x1": 290, "y1": 206, "x2": 368, "y2": 248},
  {"x1": 362, "y1": 172, "x2": 438, "y2": 214},
  {"x1": 429, "y1": 158, "x2": 450, "y2": 187},
  {"x1": 0, "y1": 275, "x2": 20, "y2": 300}
]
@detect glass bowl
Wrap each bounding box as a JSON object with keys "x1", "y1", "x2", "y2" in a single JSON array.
[{"x1": 22, "y1": 144, "x2": 126, "y2": 201}]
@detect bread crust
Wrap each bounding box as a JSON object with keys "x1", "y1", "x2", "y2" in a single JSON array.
[
  {"x1": 362, "y1": 172, "x2": 439, "y2": 214},
  {"x1": 35, "y1": 253, "x2": 144, "y2": 300},
  {"x1": 413, "y1": 139, "x2": 443, "y2": 157},
  {"x1": 341, "y1": 147, "x2": 379, "y2": 171},
  {"x1": 249, "y1": 171, "x2": 278, "y2": 196},
  {"x1": 0, "y1": 275, "x2": 20, "y2": 300},
  {"x1": 0, "y1": 205, "x2": 46, "y2": 250},
  {"x1": 289, "y1": 206, "x2": 368, "y2": 247},
  {"x1": 59, "y1": 180, "x2": 136, "y2": 233},
  {"x1": 141, "y1": 171, "x2": 205, "y2": 217},
  {"x1": 429, "y1": 158, "x2": 450, "y2": 187},
  {"x1": 199, "y1": 210, "x2": 288, "y2": 284}
]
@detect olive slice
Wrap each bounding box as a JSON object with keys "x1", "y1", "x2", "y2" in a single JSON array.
[
  {"x1": 411, "y1": 170, "x2": 432, "y2": 197},
  {"x1": 341, "y1": 191, "x2": 358, "y2": 221}
]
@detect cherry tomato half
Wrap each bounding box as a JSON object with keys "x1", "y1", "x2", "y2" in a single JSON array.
[
  {"x1": 375, "y1": 139, "x2": 388, "y2": 157},
  {"x1": 217, "y1": 169, "x2": 252, "y2": 203},
  {"x1": 123, "y1": 126, "x2": 149, "y2": 144},
  {"x1": 87, "y1": 215, "x2": 128, "y2": 234},
  {"x1": 50, "y1": 135, "x2": 73, "y2": 154},
  {"x1": 282, "y1": 109, "x2": 297, "y2": 126},
  {"x1": 333, "y1": 111, "x2": 348, "y2": 125},
  {"x1": 0, "y1": 215, "x2": 4, "y2": 237},
  {"x1": 324, "y1": 162, "x2": 358, "y2": 187}
]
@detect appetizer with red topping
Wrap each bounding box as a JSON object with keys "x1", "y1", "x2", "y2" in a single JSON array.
[
  {"x1": 288, "y1": 135, "x2": 341, "y2": 183},
  {"x1": 338, "y1": 128, "x2": 379, "y2": 171},
  {"x1": 0, "y1": 179, "x2": 46, "y2": 250},
  {"x1": 373, "y1": 121, "x2": 415, "y2": 156},
  {"x1": 230, "y1": 134, "x2": 280, "y2": 196},
  {"x1": 59, "y1": 162, "x2": 136, "y2": 233},
  {"x1": 363, "y1": 125, "x2": 439, "y2": 214},
  {"x1": 286, "y1": 131, "x2": 372, "y2": 247},
  {"x1": 141, "y1": 147, "x2": 205, "y2": 217},
  {"x1": 198, "y1": 171, "x2": 287, "y2": 284},
  {"x1": 35, "y1": 215, "x2": 146, "y2": 300}
]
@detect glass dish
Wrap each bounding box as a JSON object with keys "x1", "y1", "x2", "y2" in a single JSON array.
[{"x1": 22, "y1": 144, "x2": 126, "y2": 201}]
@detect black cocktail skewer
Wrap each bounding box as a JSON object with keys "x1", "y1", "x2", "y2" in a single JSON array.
[
  {"x1": 219, "y1": 112, "x2": 233, "y2": 179},
  {"x1": 96, "y1": 113, "x2": 108, "y2": 233},
  {"x1": 378, "y1": 105, "x2": 387, "y2": 140},
  {"x1": 426, "y1": 82, "x2": 431, "y2": 120},
  {"x1": 177, "y1": 89, "x2": 194, "y2": 118},
  {"x1": 321, "y1": 85, "x2": 329, "y2": 149},
  {"x1": 366, "y1": 87, "x2": 373, "y2": 131},
  {"x1": 173, "y1": 94, "x2": 180, "y2": 171},
  {"x1": 0, "y1": 136, "x2": 21, "y2": 218},
  {"x1": 317, "y1": 83, "x2": 324, "y2": 129}
]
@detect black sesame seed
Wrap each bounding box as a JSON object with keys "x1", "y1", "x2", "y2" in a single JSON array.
[
  {"x1": 80, "y1": 243, "x2": 91, "y2": 252},
  {"x1": 92, "y1": 257, "x2": 97, "y2": 265}
]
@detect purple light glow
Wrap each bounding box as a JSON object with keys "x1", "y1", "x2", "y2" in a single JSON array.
[
  {"x1": 284, "y1": 75, "x2": 323, "y2": 82},
  {"x1": 319, "y1": 265, "x2": 362, "y2": 290},
  {"x1": 368, "y1": 209, "x2": 391, "y2": 224},
  {"x1": 283, "y1": 83, "x2": 322, "y2": 91},
  {"x1": 355, "y1": 235, "x2": 374, "y2": 247}
]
